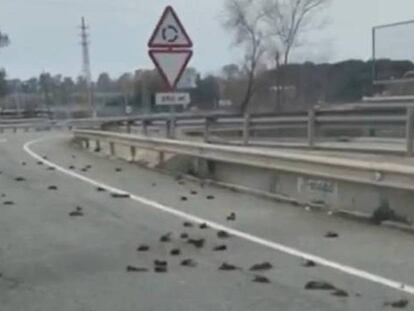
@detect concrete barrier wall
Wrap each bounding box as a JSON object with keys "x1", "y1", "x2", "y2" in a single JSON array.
[{"x1": 204, "y1": 160, "x2": 414, "y2": 224}]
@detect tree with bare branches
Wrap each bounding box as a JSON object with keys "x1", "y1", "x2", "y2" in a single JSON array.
[
  {"x1": 0, "y1": 31, "x2": 10, "y2": 49},
  {"x1": 263, "y1": 0, "x2": 329, "y2": 65},
  {"x1": 223, "y1": 0, "x2": 267, "y2": 113}
]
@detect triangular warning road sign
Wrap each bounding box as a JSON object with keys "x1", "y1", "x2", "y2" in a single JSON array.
[
  {"x1": 148, "y1": 6, "x2": 193, "y2": 48},
  {"x1": 149, "y1": 50, "x2": 193, "y2": 90}
]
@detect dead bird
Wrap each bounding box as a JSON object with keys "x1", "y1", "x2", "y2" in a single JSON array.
[
  {"x1": 69, "y1": 210, "x2": 83, "y2": 217},
  {"x1": 96, "y1": 187, "x2": 106, "y2": 192},
  {"x1": 47, "y1": 167, "x2": 55, "y2": 171},
  {"x1": 226, "y1": 212, "x2": 236, "y2": 221},
  {"x1": 217, "y1": 230, "x2": 230, "y2": 239},
  {"x1": 252, "y1": 275, "x2": 271, "y2": 284},
  {"x1": 213, "y1": 245, "x2": 227, "y2": 251},
  {"x1": 181, "y1": 259, "x2": 197, "y2": 267},
  {"x1": 126, "y1": 265, "x2": 148, "y2": 272},
  {"x1": 249, "y1": 262, "x2": 273, "y2": 271},
  {"x1": 160, "y1": 233, "x2": 172, "y2": 243},
  {"x1": 115, "y1": 168, "x2": 122, "y2": 172},
  {"x1": 199, "y1": 223, "x2": 208, "y2": 229},
  {"x1": 37, "y1": 161, "x2": 43, "y2": 165},
  {"x1": 331, "y1": 289, "x2": 349, "y2": 297},
  {"x1": 180, "y1": 196, "x2": 188, "y2": 201},
  {"x1": 48, "y1": 185, "x2": 58, "y2": 190},
  {"x1": 325, "y1": 231, "x2": 339, "y2": 238},
  {"x1": 183, "y1": 221, "x2": 193, "y2": 228},
  {"x1": 3, "y1": 201, "x2": 14, "y2": 205},
  {"x1": 302, "y1": 259, "x2": 317, "y2": 268},
  {"x1": 180, "y1": 233, "x2": 189, "y2": 239},
  {"x1": 69, "y1": 165, "x2": 75, "y2": 170},
  {"x1": 15, "y1": 177, "x2": 25, "y2": 182},
  {"x1": 206, "y1": 195, "x2": 215, "y2": 200},
  {"x1": 305, "y1": 281, "x2": 336, "y2": 291},
  {"x1": 384, "y1": 299, "x2": 409, "y2": 309},
  {"x1": 174, "y1": 174, "x2": 183, "y2": 181},
  {"x1": 190, "y1": 190, "x2": 198, "y2": 195},
  {"x1": 219, "y1": 262, "x2": 240, "y2": 271},
  {"x1": 110, "y1": 193, "x2": 130, "y2": 199},
  {"x1": 137, "y1": 245, "x2": 150, "y2": 252},
  {"x1": 21, "y1": 162, "x2": 26, "y2": 166},
  {"x1": 187, "y1": 238, "x2": 205, "y2": 248},
  {"x1": 170, "y1": 248, "x2": 181, "y2": 256},
  {"x1": 154, "y1": 260, "x2": 167, "y2": 267},
  {"x1": 154, "y1": 266, "x2": 168, "y2": 273}
]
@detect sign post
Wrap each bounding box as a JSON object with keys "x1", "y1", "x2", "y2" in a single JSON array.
[
  {"x1": 148, "y1": 6, "x2": 193, "y2": 136},
  {"x1": 148, "y1": 5, "x2": 193, "y2": 94}
]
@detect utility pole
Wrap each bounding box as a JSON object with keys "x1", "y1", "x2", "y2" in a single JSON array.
[{"x1": 80, "y1": 17, "x2": 96, "y2": 118}]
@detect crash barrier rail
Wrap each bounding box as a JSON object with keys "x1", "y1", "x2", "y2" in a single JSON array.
[
  {"x1": 4, "y1": 99, "x2": 414, "y2": 155},
  {"x1": 81, "y1": 103, "x2": 414, "y2": 156},
  {"x1": 73, "y1": 129, "x2": 414, "y2": 191}
]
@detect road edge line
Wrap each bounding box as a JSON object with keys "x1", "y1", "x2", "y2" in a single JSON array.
[{"x1": 23, "y1": 136, "x2": 414, "y2": 296}]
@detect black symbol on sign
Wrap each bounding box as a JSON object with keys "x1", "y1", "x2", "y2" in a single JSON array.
[{"x1": 162, "y1": 25, "x2": 179, "y2": 43}]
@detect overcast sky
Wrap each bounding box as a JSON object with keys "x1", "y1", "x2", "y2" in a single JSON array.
[{"x1": 1, "y1": 0, "x2": 414, "y2": 80}]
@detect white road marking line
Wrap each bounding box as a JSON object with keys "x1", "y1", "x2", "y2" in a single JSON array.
[{"x1": 24, "y1": 136, "x2": 414, "y2": 296}]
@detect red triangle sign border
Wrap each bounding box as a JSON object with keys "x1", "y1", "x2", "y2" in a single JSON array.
[
  {"x1": 148, "y1": 6, "x2": 193, "y2": 48},
  {"x1": 148, "y1": 50, "x2": 193, "y2": 91}
]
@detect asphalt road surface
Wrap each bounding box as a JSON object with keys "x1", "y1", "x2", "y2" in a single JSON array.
[{"x1": 0, "y1": 131, "x2": 413, "y2": 311}]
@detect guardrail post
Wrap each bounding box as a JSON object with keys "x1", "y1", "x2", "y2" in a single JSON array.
[
  {"x1": 142, "y1": 120, "x2": 149, "y2": 136},
  {"x1": 13, "y1": 127, "x2": 17, "y2": 133},
  {"x1": 130, "y1": 146, "x2": 136, "y2": 162},
  {"x1": 307, "y1": 108, "x2": 316, "y2": 148},
  {"x1": 109, "y1": 142, "x2": 115, "y2": 157},
  {"x1": 24, "y1": 127, "x2": 29, "y2": 133},
  {"x1": 243, "y1": 113, "x2": 251, "y2": 145},
  {"x1": 165, "y1": 121, "x2": 170, "y2": 138},
  {"x1": 204, "y1": 117, "x2": 212, "y2": 143},
  {"x1": 95, "y1": 140, "x2": 101, "y2": 152},
  {"x1": 406, "y1": 106, "x2": 414, "y2": 156},
  {"x1": 126, "y1": 121, "x2": 132, "y2": 134},
  {"x1": 84, "y1": 139, "x2": 90, "y2": 149},
  {"x1": 169, "y1": 117, "x2": 176, "y2": 139},
  {"x1": 158, "y1": 151, "x2": 165, "y2": 166}
]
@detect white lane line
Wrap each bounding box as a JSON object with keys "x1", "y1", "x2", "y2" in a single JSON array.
[{"x1": 24, "y1": 136, "x2": 414, "y2": 296}]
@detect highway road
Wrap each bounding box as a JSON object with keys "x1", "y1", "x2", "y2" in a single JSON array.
[{"x1": 0, "y1": 131, "x2": 413, "y2": 310}]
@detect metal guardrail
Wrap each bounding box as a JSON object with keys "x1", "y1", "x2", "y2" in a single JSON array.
[
  {"x1": 82, "y1": 105, "x2": 414, "y2": 156},
  {"x1": 0, "y1": 121, "x2": 62, "y2": 133},
  {"x1": 2, "y1": 100, "x2": 414, "y2": 155},
  {"x1": 73, "y1": 129, "x2": 414, "y2": 191}
]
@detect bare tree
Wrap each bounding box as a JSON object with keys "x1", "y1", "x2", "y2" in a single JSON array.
[
  {"x1": 263, "y1": 0, "x2": 329, "y2": 65},
  {"x1": 223, "y1": 0, "x2": 266, "y2": 113},
  {"x1": 0, "y1": 31, "x2": 10, "y2": 49}
]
